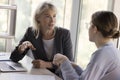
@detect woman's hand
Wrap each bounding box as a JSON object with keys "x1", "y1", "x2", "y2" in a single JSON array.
[
  {"x1": 53, "y1": 53, "x2": 69, "y2": 66},
  {"x1": 18, "y1": 41, "x2": 36, "y2": 53},
  {"x1": 32, "y1": 60, "x2": 52, "y2": 68}
]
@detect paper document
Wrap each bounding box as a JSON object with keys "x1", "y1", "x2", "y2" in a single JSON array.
[
  {"x1": 0, "y1": 73, "x2": 55, "y2": 80},
  {"x1": 0, "y1": 52, "x2": 11, "y2": 61}
]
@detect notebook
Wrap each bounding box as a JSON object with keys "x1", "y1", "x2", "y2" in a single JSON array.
[{"x1": 0, "y1": 62, "x2": 27, "y2": 72}]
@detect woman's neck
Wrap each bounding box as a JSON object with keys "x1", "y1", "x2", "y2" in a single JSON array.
[
  {"x1": 95, "y1": 38, "x2": 113, "y2": 48},
  {"x1": 41, "y1": 29, "x2": 55, "y2": 40}
]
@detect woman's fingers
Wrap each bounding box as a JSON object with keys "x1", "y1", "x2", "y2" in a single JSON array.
[
  {"x1": 29, "y1": 44, "x2": 36, "y2": 50},
  {"x1": 53, "y1": 53, "x2": 68, "y2": 66},
  {"x1": 32, "y1": 60, "x2": 50, "y2": 68},
  {"x1": 21, "y1": 41, "x2": 36, "y2": 50},
  {"x1": 18, "y1": 44, "x2": 27, "y2": 53},
  {"x1": 53, "y1": 54, "x2": 61, "y2": 65},
  {"x1": 32, "y1": 60, "x2": 41, "y2": 68},
  {"x1": 24, "y1": 41, "x2": 36, "y2": 50}
]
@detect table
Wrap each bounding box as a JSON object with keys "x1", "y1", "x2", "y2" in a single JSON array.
[{"x1": 0, "y1": 55, "x2": 62, "y2": 80}]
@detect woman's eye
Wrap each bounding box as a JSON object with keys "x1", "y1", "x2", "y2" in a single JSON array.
[
  {"x1": 46, "y1": 15, "x2": 50, "y2": 18},
  {"x1": 53, "y1": 15, "x2": 56, "y2": 18}
]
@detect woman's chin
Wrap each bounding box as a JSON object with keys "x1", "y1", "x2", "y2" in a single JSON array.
[
  {"x1": 89, "y1": 38, "x2": 93, "y2": 42},
  {"x1": 48, "y1": 26, "x2": 54, "y2": 30}
]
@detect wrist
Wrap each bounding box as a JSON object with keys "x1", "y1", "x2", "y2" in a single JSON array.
[
  {"x1": 18, "y1": 45, "x2": 23, "y2": 53},
  {"x1": 47, "y1": 62, "x2": 53, "y2": 68},
  {"x1": 60, "y1": 58, "x2": 68, "y2": 65}
]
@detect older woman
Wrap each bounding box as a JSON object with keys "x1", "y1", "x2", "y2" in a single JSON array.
[
  {"x1": 10, "y1": 2, "x2": 73, "y2": 75},
  {"x1": 53, "y1": 11, "x2": 120, "y2": 80}
]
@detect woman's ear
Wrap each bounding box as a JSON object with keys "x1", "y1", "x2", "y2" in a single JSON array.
[
  {"x1": 93, "y1": 26, "x2": 98, "y2": 33},
  {"x1": 35, "y1": 15, "x2": 40, "y2": 23}
]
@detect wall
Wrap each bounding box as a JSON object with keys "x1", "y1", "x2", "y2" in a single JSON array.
[{"x1": 114, "y1": 0, "x2": 120, "y2": 21}]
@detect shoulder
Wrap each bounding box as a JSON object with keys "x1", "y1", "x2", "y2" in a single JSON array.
[
  {"x1": 24, "y1": 26, "x2": 36, "y2": 37},
  {"x1": 93, "y1": 47, "x2": 111, "y2": 59},
  {"x1": 92, "y1": 45, "x2": 119, "y2": 62},
  {"x1": 55, "y1": 27, "x2": 70, "y2": 35},
  {"x1": 26, "y1": 26, "x2": 34, "y2": 32},
  {"x1": 25, "y1": 26, "x2": 36, "y2": 34},
  {"x1": 56, "y1": 27, "x2": 69, "y2": 31}
]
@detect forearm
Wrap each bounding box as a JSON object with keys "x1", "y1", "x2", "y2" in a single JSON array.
[
  {"x1": 60, "y1": 60, "x2": 80, "y2": 80},
  {"x1": 10, "y1": 46, "x2": 27, "y2": 62},
  {"x1": 10, "y1": 27, "x2": 32, "y2": 62},
  {"x1": 46, "y1": 62, "x2": 53, "y2": 68}
]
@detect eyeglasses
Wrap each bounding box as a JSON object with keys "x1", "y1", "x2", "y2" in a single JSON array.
[{"x1": 85, "y1": 22, "x2": 93, "y2": 29}]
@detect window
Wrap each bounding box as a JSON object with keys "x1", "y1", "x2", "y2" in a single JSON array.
[
  {"x1": 12, "y1": 0, "x2": 72, "y2": 49},
  {"x1": 0, "y1": 0, "x2": 9, "y2": 51},
  {"x1": 0, "y1": 0, "x2": 72, "y2": 52},
  {"x1": 118, "y1": 22, "x2": 120, "y2": 49},
  {"x1": 75, "y1": 0, "x2": 114, "y2": 69},
  {"x1": 0, "y1": 0, "x2": 17, "y2": 52},
  {"x1": 0, "y1": 7, "x2": 9, "y2": 49}
]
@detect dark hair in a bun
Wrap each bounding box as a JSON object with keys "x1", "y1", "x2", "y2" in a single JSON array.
[{"x1": 92, "y1": 11, "x2": 120, "y2": 39}]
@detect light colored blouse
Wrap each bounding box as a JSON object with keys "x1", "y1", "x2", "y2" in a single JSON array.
[
  {"x1": 43, "y1": 38, "x2": 54, "y2": 60},
  {"x1": 60, "y1": 42, "x2": 120, "y2": 80}
]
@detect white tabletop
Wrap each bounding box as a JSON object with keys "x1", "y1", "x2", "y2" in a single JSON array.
[{"x1": 0, "y1": 55, "x2": 62, "y2": 80}]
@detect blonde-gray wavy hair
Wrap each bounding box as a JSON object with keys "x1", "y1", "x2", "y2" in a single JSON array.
[{"x1": 33, "y1": 2, "x2": 57, "y2": 38}]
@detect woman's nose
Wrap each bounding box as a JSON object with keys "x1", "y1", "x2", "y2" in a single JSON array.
[{"x1": 50, "y1": 17, "x2": 55, "y2": 22}]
